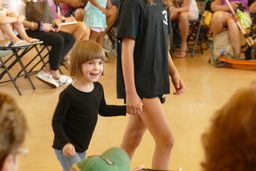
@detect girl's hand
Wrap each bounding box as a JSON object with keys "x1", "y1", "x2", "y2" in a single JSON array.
[
  {"x1": 42, "y1": 23, "x2": 56, "y2": 32},
  {"x1": 230, "y1": 1, "x2": 240, "y2": 10},
  {"x1": 99, "y1": 6, "x2": 107, "y2": 14},
  {"x1": 171, "y1": 74, "x2": 185, "y2": 95},
  {"x1": 170, "y1": 6, "x2": 178, "y2": 17},
  {"x1": 63, "y1": 143, "x2": 76, "y2": 157},
  {"x1": 126, "y1": 93, "x2": 143, "y2": 115},
  {"x1": 17, "y1": 15, "x2": 25, "y2": 24}
]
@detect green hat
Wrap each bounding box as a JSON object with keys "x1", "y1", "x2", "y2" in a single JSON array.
[{"x1": 70, "y1": 147, "x2": 130, "y2": 171}]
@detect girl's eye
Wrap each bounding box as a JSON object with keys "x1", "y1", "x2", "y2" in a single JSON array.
[
  {"x1": 88, "y1": 62, "x2": 93, "y2": 65},
  {"x1": 99, "y1": 61, "x2": 104, "y2": 65}
]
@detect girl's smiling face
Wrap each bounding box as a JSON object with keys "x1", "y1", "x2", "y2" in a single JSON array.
[{"x1": 81, "y1": 58, "x2": 104, "y2": 82}]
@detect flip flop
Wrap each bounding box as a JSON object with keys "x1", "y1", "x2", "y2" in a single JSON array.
[
  {"x1": 27, "y1": 38, "x2": 40, "y2": 43},
  {"x1": 11, "y1": 40, "x2": 31, "y2": 47}
]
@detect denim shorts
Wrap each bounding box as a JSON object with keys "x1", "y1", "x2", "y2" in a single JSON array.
[{"x1": 54, "y1": 149, "x2": 86, "y2": 171}]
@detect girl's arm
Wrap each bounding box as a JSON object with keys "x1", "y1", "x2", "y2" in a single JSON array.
[
  {"x1": 177, "y1": 0, "x2": 191, "y2": 12},
  {"x1": 0, "y1": 15, "x2": 18, "y2": 24},
  {"x1": 168, "y1": 53, "x2": 185, "y2": 95},
  {"x1": 122, "y1": 38, "x2": 142, "y2": 115}
]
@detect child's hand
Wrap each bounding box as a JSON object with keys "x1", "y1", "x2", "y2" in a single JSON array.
[
  {"x1": 171, "y1": 74, "x2": 185, "y2": 95},
  {"x1": 63, "y1": 143, "x2": 76, "y2": 156},
  {"x1": 17, "y1": 15, "x2": 25, "y2": 24},
  {"x1": 126, "y1": 94, "x2": 143, "y2": 115}
]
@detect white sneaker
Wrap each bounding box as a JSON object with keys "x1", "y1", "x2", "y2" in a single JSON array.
[
  {"x1": 36, "y1": 70, "x2": 59, "y2": 88},
  {"x1": 54, "y1": 75, "x2": 72, "y2": 86}
]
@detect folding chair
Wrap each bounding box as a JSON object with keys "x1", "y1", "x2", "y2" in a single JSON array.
[
  {"x1": 187, "y1": 0, "x2": 208, "y2": 57},
  {"x1": 0, "y1": 42, "x2": 42, "y2": 95}
]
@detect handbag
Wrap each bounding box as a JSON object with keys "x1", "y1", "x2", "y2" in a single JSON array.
[{"x1": 25, "y1": 0, "x2": 54, "y2": 24}]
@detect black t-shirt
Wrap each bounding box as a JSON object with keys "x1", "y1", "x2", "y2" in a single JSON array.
[
  {"x1": 116, "y1": 0, "x2": 172, "y2": 99},
  {"x1": 52, "y1": 82, "x2": 126, "y2": 152}
]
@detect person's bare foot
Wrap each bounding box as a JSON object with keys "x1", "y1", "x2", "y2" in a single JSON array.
[{"x1": 176, "y1": 49, "x2": 187, "y2": 58}]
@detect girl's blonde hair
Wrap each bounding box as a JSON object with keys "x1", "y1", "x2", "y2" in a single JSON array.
[
  {"x1": 69, "y1": 40, "x2": 106, "y2": 78},
  {"x1": 147, "y1": 0, "x2": 172, "y2": 7},
  {"x1": 201, "y1": 85, "x2": 256, "y2": 171}
]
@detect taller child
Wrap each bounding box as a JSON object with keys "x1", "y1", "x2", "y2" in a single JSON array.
[{"x1": 116, "y1": 0, "x2": 186, "y2": 169}]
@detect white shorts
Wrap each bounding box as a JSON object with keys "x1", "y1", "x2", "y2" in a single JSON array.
[{"x1": 90, "y1": 27, "x2": 105, "y2": 33}]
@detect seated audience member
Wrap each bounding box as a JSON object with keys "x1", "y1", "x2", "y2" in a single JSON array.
[
  {"x1": 4, "y1": 0, "x2": 74, "y2": 88},
  {"x1": 56, "y1": 0, "x2": 118, "y2": 41},
  {"x1": 0, "y1": 7, "x2": 39, "y2": 47},
  {"x1": 211, "y1": 0, "x2": 255, "y2": 59},
  {"x1": 57, "y1": 0, "x2": 86, "y2": 21},
  {"x1": 170, "y1": 0, "x2": 199, "y2": 58},
  {"x1": 0, "y1": 92, "x2": 28, "y2": 171},
  {"x1": 201, "y1": 84, "x2": 256, "y2": 171}
]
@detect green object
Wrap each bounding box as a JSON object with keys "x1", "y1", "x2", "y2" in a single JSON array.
[
  {"x1": 70, "y1": 147, "x2": 130, "y2": 171},
  {"x1": 236, "y1": 9, "x2": 250, "y2": 29}
]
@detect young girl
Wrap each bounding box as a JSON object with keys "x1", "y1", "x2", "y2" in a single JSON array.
[
  {"x1": 0, "y1": 0, "x2": 39, "y2": 47},
  {"x1": 116, "y1": 0, "x2": 185, "y2": 169},
  {"x1": 83, "y1": 0, "x2": 107, "y2": 47},
  {"x1": 52, "y1": 40, "x2": 134, "y2": 171}
]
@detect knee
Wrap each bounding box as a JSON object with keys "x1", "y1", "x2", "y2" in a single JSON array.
[
  {"x1": 178, "y1": 12, "x2": 189, "y2": 23},
  {"x1": 74, "y1": 8, "x2": 85, "y2": 21},
  {"x1": 156, "y1": 134, "x2": 175, "y2": 151},
  {"x1": 212, "y1": 11, "x2": 226, "y2": 23}
]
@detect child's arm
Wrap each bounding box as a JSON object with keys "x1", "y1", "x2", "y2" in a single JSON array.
[
  {"x1": 88, "y1": 0, "x2": 107, "y2": 13},
  {"x1": 121, "y1": 38, "x2": 143, "y2": 115},
  {"x1": 168, "y1": 53, "x2": 185, "y2": 95}
]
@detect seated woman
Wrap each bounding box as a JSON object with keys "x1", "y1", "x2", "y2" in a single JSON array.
[
  {"x1": 4, "y1": 0, "x2": 74, "y2": 88},
  {"x1": 170, "y1": 0, "x2": 199, "y2": 58},
  {"x1": 0, "y1": 7, "x2": 39, "y2": 47},
  {"x1": 211, "y1": 0, "x2": 254, "y2": 59}
]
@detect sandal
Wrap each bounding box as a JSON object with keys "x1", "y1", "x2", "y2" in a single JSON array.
[
  {"x1": 0, "y1": 39, "x2": 12, "y2": 47},
  {"x1": 11, "y1": 40, "x2": 31, "y2": 47}
]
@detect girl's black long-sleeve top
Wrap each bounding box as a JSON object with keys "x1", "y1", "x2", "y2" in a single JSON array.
[{"x1": 52, "y1": 82, "x2": 126, "y2": 152}]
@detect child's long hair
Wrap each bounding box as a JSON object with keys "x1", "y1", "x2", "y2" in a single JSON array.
[
  {"x1": 69, "y1": 40, "x2": 106, "y2": 79},
  {"x1": 147, "y1": 0, "x2": 172, "y2": 7},
  {"x1": 201, "y1": 85, "x2": 256, "y2": 171}
]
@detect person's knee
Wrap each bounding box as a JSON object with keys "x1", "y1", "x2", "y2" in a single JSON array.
[
  {"x1": 156, "y1": 134, "x2": 175, "y2": 151},
  {"x1": 74, "y1": 8, "x2": 85, "y2": 21},
  {"x1": 178, "y1": 12, "x2": 189, "y2": 22},
  {"x1": 107, "y1": 6, "x2": 117, "y2": 17},
  {"x1": 212, "y1": 11, "x2": 227, "y2": 23}
]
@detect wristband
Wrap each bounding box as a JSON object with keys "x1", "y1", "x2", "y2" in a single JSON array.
[
  {"x1": 37, "y1": 21, "x2": 44, "y2": 31},
  {"x1": 31, "y1": 22, "x2": 34, "y2": 31}
]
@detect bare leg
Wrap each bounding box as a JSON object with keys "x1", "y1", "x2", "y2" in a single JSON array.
[
  {"x1": 90, "y1": 30, "x2": 100, "y2": 43},
  {"x1": 7, "y1": 12, "x2": 39, "y2": 42},
  {"x1": 0, "y1": 24, "x2": 26, "y2": 44},
  {"x1": 211, "y1": 11, "x2": 229, "y2": 37},
  {"x1": 177, "y1": 11, "x2": 197, "y2": 58},
  {"x1": 120, "y1": 115, "x2": 147, "y2": 159},
  {"x1": 227, "y1": 18, "x2": 241, "y2": 55},
  {"x1": 211, "y1": 11, "x2": 240, "y2": 55},
  {"x1": 60, "y1": 22, "x2": 90, "y2": 41},
  {"x1": 141, "y1": 98, "x2": 174, "y2": 169},
  {"x1": 98, "y1": 6, "x2": 118, "y2": 48},
  {"x1": 73, "y1": 8, "x2": 85, "y2": 21},
  {"x1": 120, "y1": 97, "x2": 174, "y2": 169}
]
